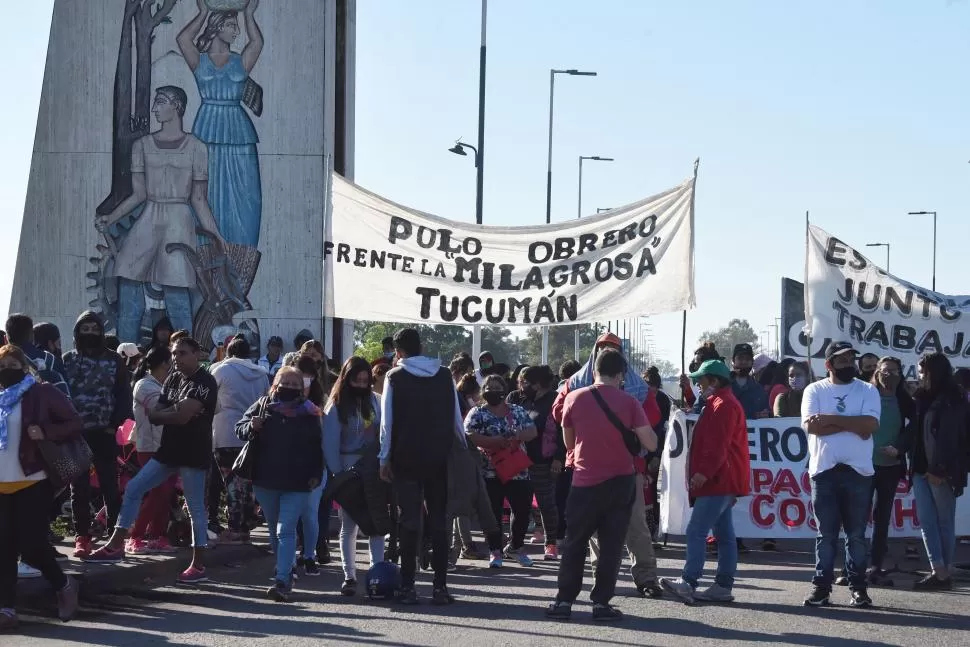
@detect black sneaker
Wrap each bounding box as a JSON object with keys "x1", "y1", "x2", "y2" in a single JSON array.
[
  {"x1": 267, "y1": 581, "x2": 290, "y2": 603},
  {"x1": 341, "y1": 578, "x2": 357, "y2": 596},
  {"x1": 432, "y1": 586, "x2": 455, "y2": 606},
  {"x1": 396, "y1": 586, "x2": 419, "y2": 605},
  {"x1": 834, "y1": 575, "x2": 849, "y2": 586},
  {"x1": 636, "y1": 582, "x2": 665, "y2": 599},
  {"x1": 866, "y1": 568, "x2": 893, "y2": 587},
  {"x1": 303, "y1": 558, "x2": 320, "y2": 577},
  {"x1": 849, "y1": 589, "x2": 873, "y2": 608},
  {"x1": 913, "y1": 574, "x2": 953, "y2": 591},
  {"x1": 545, "y1": 601, "x2": 572, "y2": 621},
  {"x1": 592, "y1": 604, "x2": 623, "y2": 622},
  {"x1": 736, "y1": 539, "x2": 750, "y2": 555},
  {"x1": 317, "y1": 543, "x2": 332, "y2": 566},
  {"x1": 803, "y1": 586, "x2": 830, "y2": 607}
]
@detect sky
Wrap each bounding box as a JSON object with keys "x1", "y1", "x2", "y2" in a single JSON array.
[{"x1": 2, "y1": 1, "x2": 968, "y2": 367}]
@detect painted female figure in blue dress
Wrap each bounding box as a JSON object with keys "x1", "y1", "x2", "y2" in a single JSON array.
[{"x1": 178, "y1": 0, "x2": 264, "y2": 248}]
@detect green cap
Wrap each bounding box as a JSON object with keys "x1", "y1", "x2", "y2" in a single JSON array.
[{"x1": 688, "y1": 359, "x2": 731, "y2": 382}]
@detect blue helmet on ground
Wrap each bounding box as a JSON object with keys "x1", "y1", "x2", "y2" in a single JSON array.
[{"x1": 366, "y1": 561, "x2": 401, "y2": 599}]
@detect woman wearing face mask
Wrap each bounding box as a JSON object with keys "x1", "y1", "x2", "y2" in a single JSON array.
[
  {"x1": 860, "y1": 357, "x2": 914, "y2": 586},
  {"x1": 465, "y1": 375, "x2": 538, "y2": 567},
  {"x1": 520, "y1": 366, "x2": 563, "y2": 561},
  {"x1": 767, "y1": 359, "x2": 796, "y2": 413},
  {"x1": 323, "y1": 357, "x2": 385, "y2": 596},
  {"x1": 292, "y1": 353, "x2": 330, "y2": 567},
  {"x1": 0, "y1": 345, "x2": 82, "y2": 629},
  {"x1": 299, "y1": 340, "x2": 331, "y2": 401},
  {"x1": 897, "y1": 353, "x2": 970, "y2": 591},
  {"x1": 236, "y1": 367, "x2": 324, "y2": 602},
  {"x1": 773, "y1": 362, "x2": 812, "y2": 418}
]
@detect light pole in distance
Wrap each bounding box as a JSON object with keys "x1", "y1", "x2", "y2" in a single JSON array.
[
  {"x1": 907, "y1": 211, "x2": 937, "y2": 291},
  {"x1": 865, "y1": 242, "x2": 890, "y2": 272}
]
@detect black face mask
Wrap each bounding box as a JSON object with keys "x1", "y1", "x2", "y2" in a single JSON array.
[
  {"x1": 483, "y1": 392, "x2": 505, "y2": 406},
  {"x1": 521, "y1": 387, "x2": 537, "y2": 401},
  {"x1": 859, "y1": 370, "x2": 874, "y2": 382},
  {"x1": 833, "y1": 367, "x2": 857, "y2": 383},
  {"x1": 78, "y1": 333, "x2": 102, "y2": 351},
  {"x1": 735, "y1": 366, "x2": 751, "y2": 377},
  {"x1": 275, "y1": 387, "x2": 302, "y2": 402},
  {"x1": 0, "y1": 368, "x2": 25, "y2": 389},
  {"x1": 350, "y1": 386, "x2": 371, "y2": 399}
]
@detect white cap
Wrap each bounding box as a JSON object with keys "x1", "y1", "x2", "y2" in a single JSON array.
[{"x1": 117, "y1": 342, "x2": 141, "y2": 359}]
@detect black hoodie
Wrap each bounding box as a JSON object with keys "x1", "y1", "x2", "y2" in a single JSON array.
[{"x1": 61, "y1": 311, "x2": 133, "y2": 431}]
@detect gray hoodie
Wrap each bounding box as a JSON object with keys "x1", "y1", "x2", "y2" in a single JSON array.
[
  {"x1": 378, "y1": 356, "x2": 467, "y2": 466},
  {"x1": 211, "y1": 357, "x2": 270, "y2": 449}
]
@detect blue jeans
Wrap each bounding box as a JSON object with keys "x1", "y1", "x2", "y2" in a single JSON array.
[
  {"x1": 683, "y1": 495, "x2": 738, "y2": 590},
  {"x1": 254, "y1": 486, "x2": 310, "y2": 584},
  {"x1": 811, "y1": 465, "x2": 872, "y2": 591},
  {"x1": 118, "y1": 278, "x2": 193, "y2": 343},
  {"x1": 912, "y1": 474, "x2": 957, "y2": 570},
  {"x1": 301, "y1": 483, "x2": 325, "y2": 560},
  {"x1": 117, "y1": 459, "x2": 207, "y2": 547}
]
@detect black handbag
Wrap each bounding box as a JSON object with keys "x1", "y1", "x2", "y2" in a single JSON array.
[
  {"x1": 36, "y1": 436, "x2": 93, "y2": 492},
  {"x1": 589, "y1": 386, "x2": 642, "y2": 457}
]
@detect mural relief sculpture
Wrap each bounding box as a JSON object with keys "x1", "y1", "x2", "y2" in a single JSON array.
[{"x1": 91, "y1": 0, "x2": 264, "y2": 349}]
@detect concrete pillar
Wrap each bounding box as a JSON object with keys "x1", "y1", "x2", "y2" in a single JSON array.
[{"x1": 10, "y1": 0, "x2": 353, "y2": 358}]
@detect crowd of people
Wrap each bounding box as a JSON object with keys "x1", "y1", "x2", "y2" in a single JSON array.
[{"x1": 0, "y1": 310, "x2": 968, "y2": 630}]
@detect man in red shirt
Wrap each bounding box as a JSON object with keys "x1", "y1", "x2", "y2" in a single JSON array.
[
  {"x1": 546, "y1": 350, "x2": 657, "y2": 622},
  {"x1": 661, "y1": 359, "x2": 751, "y2": 605}
]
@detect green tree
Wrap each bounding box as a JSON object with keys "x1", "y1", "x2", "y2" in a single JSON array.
[
  {"x1": 517, "y1": 324, "x2": 606, "y2": 371},
  {"x1": 351, "y1": 322, "x2": 520, "y2": 366},
  {"x1": 646, "y1": 358, "x2": 678, "y2": 379},
  {"x1": 696, "y1": 318, "x2": 760, "y2": 360}
]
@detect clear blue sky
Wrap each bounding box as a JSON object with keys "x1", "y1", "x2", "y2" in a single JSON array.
[{"x1": 2, "y1": 1, "x2": 968, "y2": 366}]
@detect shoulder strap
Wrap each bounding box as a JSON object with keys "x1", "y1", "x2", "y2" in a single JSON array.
[{"x1": 589, "y1": 386, "x2": 640, "y2": 454}]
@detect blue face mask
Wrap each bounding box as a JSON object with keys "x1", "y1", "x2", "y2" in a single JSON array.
[{"x1": 384, "y1": 351, "x2": 394, "y2": 359}]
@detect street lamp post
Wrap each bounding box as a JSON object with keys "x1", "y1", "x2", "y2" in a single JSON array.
[
  {"x1": 542, "y1": 67, "x2": 596, "y2": 363},
  {"x1": 908, "y1": 211, "x2": 937, "y2": 291},
  {"x1": 865, "y1": 242, "x2": 890, "y2": 272},
  {"x1": 447, "y1": 0, "x2": 488, "y2": 361},
  {"x1": 574, "y1": 155, "x2": 613, "y2": 358},
  {"x1": 577, "y1": 156, "x2": 614, "y2": 219},
  {"x1": 596, "y1": 207, "x2": 612, "y2": 213}
]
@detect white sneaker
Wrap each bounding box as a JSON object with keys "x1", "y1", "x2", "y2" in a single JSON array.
[
  {"x1": 530, "y1": 529, "x2": 545, "y2": 545},
  {"x1": 18, "y1": 562, "x2": 42, "y2": 579},
  {"x1": 694, "y1": 583, "x2": 735, "y2": 603},
  {"x1": 660, "y1": 577, "x2": 695, "y2": 605}
]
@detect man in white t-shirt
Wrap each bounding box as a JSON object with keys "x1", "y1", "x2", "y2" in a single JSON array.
[{"x1": 800, "y1": 341, "x2": 880, "y2": 609}]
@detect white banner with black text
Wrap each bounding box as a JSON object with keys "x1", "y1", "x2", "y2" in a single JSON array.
[
  {"x1": 805, "y1": 225, "x2": 970, "y2": 376},
  {"x1": 323, "y1": 172, "x2": 696, "y2": 326},
  {"x1": 659, "y1": 410, "x2": 970, "y2": 538}
]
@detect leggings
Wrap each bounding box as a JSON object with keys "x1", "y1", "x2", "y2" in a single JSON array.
[
  {"x1": 528, "y1": 463, "x2": 558, "y2": 546},
  {"x1": 485, "y1": 478, "x2": 533, "y2": 551}
]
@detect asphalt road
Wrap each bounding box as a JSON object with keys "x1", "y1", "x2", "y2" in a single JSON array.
[{"x1": 11, "y1": 539, "x2": 970, "y2": 647}]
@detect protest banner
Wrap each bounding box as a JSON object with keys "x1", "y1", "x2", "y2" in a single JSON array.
[
  {"x1": 323, "y1": 171, "x2": 696, "y2": 325},
  {"x1": 659, "y1": 409, "x2": 970, "y2": 538},
  {"x1": 804, "y1": 225, "x2": 970, "y2": 378}
]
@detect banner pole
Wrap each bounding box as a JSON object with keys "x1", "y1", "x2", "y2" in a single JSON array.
[
  {"x1": 804, "y1": 210, "x2": 811, "y2": 376},
  {"x1": 681, "y1": 158, "x2": 700, "y2": 374}
]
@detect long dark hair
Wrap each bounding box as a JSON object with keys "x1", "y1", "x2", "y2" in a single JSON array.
[
  {"x1": 916, "y1": 352, "x2": 961, "y2": 406},
  {"x1": 456, "y1": 373, "x2": 481, "y2": 417},
  {"x1": 134, "y1": 346, "x2": 171, "y2": 383},
  {"x1": 296, "y1": 354, "x2": 326, "y2": 407},
  {"x1": 195, "y1": 11, "x2": 237, "y2": 53},
  {"x1": 645, "y1": 366, "x2": 663, "y2": 389},
  {"x1": 329, "y1": 357, "x2": 374, "y2": 425}
]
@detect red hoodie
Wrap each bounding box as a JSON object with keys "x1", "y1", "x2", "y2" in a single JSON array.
[{"x1": 688, "y1": 386, "x2": 751, "y2": 501}]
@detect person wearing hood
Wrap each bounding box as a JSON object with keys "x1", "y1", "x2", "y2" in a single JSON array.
[
  {"x1": 258, "y1": 336, "x2": 284, "y2": 379},
  {"x1": 211, "y1": 335, "x2": 268, "y2": 543},
  {"x1": 551, "y1": 332, "x2": 664, "y2": 600},
  {"x1": 145, "y1": 318, "x2": 173, "y2": 355},
  {"x1": 475, "y1": 351, "x2": 494, "y2": 386},
  {"x1": 61, "y1": 311, "x2": 132, "y2": 558},
  {"x1": 4, "y1": 314, "x2": 70, "y2": 399},
  {"x1": 378, "y1": 328, "x2": 466, "y2": 605}
]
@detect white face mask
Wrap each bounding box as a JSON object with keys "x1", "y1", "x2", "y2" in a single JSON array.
[
  {"x1": 789, "y1": 375, "x2": 807, "y2": 390},
  {"x1": 303, "y1": 377, "x2": 312, "y2": 389}
]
